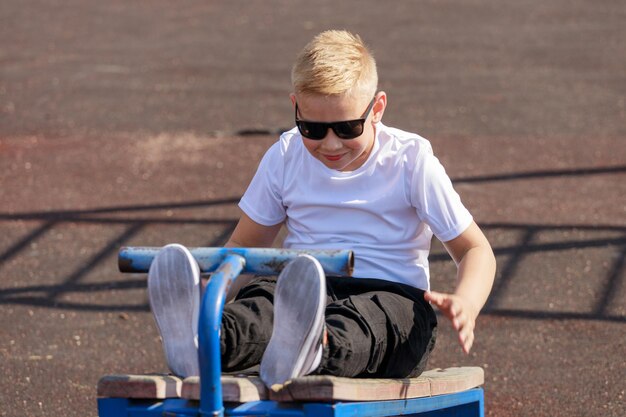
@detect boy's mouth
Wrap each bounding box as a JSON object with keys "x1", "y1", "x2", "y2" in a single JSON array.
[{"x1": 322, "y1": 153, "x2": 344, "y2": 161}]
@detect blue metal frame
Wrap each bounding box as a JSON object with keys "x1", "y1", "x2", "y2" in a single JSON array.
[
  {"x1": 99, "y1": 248, "x2": 484, "y2": 417},
  {"x1": 223, "y1": 389, "x2": 484, "y2": 417}
]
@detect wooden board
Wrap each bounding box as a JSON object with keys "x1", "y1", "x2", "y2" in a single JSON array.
[
  {"x1": 422, "y1": 367, "x2": 485, "y2": 396},
  {"x1": 97, "y1": 374, "x2": 182, "y2": 399},
  {"x1": 182, "y1": 375, "x2": 268, "y2": 402},
  {"x1": 270, "y1": 367, "x2": 484, "y2": 402}
]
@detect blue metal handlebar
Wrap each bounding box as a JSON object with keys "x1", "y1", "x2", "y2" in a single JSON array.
[{"x1": 119, "y1": 247, "x2": 354, "y2": 277}]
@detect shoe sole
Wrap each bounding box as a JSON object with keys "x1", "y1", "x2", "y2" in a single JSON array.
[
  {"x1": 260, "y1": 254, "x2": 326, "y2": 388},
  {"x1": 148, "y1": 244, "x2": 200, "y2": 377}
]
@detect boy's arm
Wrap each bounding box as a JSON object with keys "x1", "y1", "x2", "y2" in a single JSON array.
[
  {"x1": 425, "y1": 221, "x2": 496, "y2": 354},
  {"x1": 225, "y1": 212, "x2": 283, "y2": 248}
]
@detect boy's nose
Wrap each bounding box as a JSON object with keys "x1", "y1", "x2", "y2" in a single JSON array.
[{"x1": 320, "y1": 131, "x2": 343, "y2": 150}]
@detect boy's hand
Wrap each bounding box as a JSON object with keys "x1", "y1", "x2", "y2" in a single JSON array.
[{"x1": 424, "y1": 291, "x2": 478, "y2": 355}]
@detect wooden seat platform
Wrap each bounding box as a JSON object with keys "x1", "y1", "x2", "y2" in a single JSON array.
[
  {"x1": 269, "y1": 367, "x2": 484, "y2": 402},
  {"x1": 98, "y1": 367, "x2": 483, "y2": 403},
  {"x1": 97, "y1": 374, "x2": 183, "y2": 399}
]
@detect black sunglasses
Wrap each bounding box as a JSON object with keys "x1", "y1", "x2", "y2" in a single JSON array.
[{"x1": 295, "y1": 97, "x2": 376, "y2": 140}]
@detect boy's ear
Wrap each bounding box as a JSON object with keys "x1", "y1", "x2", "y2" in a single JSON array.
[
  {"x1": 372, "y1": 91, "x2": 387, "y2": 123},
  {"x1": 289, "y1": 93, "x2": 297, "y2": 107}
]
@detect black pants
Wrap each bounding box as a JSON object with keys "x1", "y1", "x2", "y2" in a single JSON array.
[{"x1": 220, "y1": 276, "x2": 437, "y2": 378}]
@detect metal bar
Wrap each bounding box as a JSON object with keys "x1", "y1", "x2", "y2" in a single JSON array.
[
  {"x1": 98, "y1": 398, "x2": 198, "y2": 417},
  {"x1": 118, "y1": 247, "x2": 354, "y2": 277},
  {"x1": 226, "y1": 400, "x2": 305, "y2": 417},
  {"x1": 198, "y1": 254, "x2": 246, "y2": 417},
  {"x1": 301, "y1": 389, "x2": 484, "y2": 417}
]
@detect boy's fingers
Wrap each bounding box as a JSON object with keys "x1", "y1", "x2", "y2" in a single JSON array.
[
  {"x1": 424, "y1": 291, "x2": 444, "y2": 305},
  {"x1": 452, "y1": 312, "x2": 462, "y2": 330},
  {"x1": 466, "y1": 332, "x2": 474, "y2": 353},
  {"x1": 458, "y1": 319, "x2": 473, "y2": 339},
  {"x1": 426, "y1": 291, "x2": 453, "y2": 311},
  {"x1": 460, "y1": 331, "x2": 474, "y2": 354},
  {"x1": 452, "y1": 306, "x2": 469, "y2": 330},
  {"x1": 457, "y1": 314, "x2": 475, "y2": 354},
  {"x1": 426, "y1": 291, "x2": 459, "y2": 322}
]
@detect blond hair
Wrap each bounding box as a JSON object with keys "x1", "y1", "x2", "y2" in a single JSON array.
[{"x1": 292, "y1": 30, "x2": 378, "y2": 99}]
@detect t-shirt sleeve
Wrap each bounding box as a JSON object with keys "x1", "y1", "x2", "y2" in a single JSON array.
[
  {"x1": 410, "y1": 148, "x2": 473, "y2": 242},
  {"x1": 238, "y1": 142, "x2": 287, "y2": 226}
]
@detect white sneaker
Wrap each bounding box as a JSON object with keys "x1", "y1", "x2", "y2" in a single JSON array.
[
  {"x1": 148, "y1": 244, "x2": 200, "y2": 377},
  {"x1": 260, "y1": 254, "x2": 326, "y2": 388}
]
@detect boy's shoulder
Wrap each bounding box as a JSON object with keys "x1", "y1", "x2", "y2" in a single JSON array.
[
  {"x1": 380, "y1": 124, "x2": 431, "y2": 145},
  {"x1": 378, "y1": 124, "x2": 434, "y2": 159},
  {"x1": 274, "y1": 127, "x2": 303, "y2": 155}
]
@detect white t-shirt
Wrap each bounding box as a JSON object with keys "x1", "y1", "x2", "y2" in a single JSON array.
[{"x1": 239, "y1": 123, "x2": 473, "y2": 290}]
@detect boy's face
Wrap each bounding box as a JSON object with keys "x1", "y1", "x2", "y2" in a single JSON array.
[{"x1": 291, "y1": 92, "x2": 386, "y2": 172}]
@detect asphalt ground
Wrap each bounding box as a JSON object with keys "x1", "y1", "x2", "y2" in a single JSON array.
[{"x1": 1, "y1": 1, "x2": 625, "y2": 416}]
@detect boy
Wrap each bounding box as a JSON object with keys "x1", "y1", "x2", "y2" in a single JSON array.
[{"x1": 148, "y1": 30, "x2": 496, "y2": 388}]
